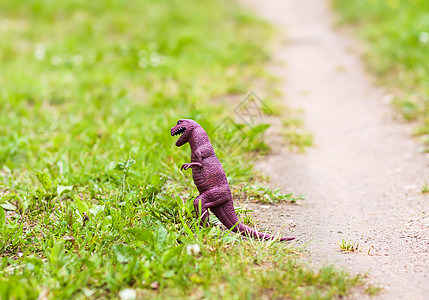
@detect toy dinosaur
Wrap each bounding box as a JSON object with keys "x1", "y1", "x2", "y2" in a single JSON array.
[{"x1": 171, "y1": 119, "x2": 294, "y2": 241}]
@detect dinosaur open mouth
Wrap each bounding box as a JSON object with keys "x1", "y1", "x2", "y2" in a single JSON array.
[{"x1": 171, "y1": 127, "x2": 186, "y2": 137}]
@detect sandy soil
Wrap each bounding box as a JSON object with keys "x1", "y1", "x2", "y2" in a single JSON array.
[{"x1": 241, "y1": 0, "x2": 429, "y2": 299}]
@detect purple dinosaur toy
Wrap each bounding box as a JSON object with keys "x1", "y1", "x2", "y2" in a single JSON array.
[{"x1": 171, "y1": 119, "x2": 294, "y2": 241}]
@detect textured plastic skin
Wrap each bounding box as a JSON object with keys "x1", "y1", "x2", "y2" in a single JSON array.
[{"x1": 171, "y1": 119, "x2": 294, "y2": 241}]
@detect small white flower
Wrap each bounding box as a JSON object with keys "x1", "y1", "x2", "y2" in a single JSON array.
[
  {"x1": 186, "y1": 244, "x2": 201, "y2": 256},
  {"x1": 119, "y1": 288, "x2": 136, "y2": 300},
  {"x1": 150, "y1": 53, "x2": 166, "y2": 67},
  {"x1": 34, "y1": 44, "x2": 45, "y2": 60},
  {"x1": 51, "y1": 55, "x2": 62, "y2": 65},
  {"x1": 73, "y1": 54, "x2": 83, "y2": 65},
  {"x1": 139, "y1": 57, "x2": 148, "y2": 68},
  {"x1": 419, "y1": 31, "x2": 429, "y2": 44}
]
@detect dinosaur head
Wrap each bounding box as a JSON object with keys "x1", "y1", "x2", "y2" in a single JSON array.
[{"x1": 171, "y1": 119, "x2": 199, "y2": 147}]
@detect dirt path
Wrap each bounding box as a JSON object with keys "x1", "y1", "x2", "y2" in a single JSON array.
[{"x1": 241, "y1": 0, "x2": 429, "y2": 299}]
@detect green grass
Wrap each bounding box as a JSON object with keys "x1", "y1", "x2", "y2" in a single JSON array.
[
  {"x1": 0, "y1": 0, "x2": 362, "y2": 298},
  {"x1": 422, "y1": 181, "x2": 429, "y2": 194},
  {"x1": 238, "y1": 183, "x2": 302, "y2": 204},
  {"x1": 332, "y1": 0, "x2": 429, "y2": 150},
  {"x1": 337, "y1": 239, "x2": 360, "y2": 253},
  {"x1": 365, "y1": 285, "x2": 383, "y2": 297},
  {"x1": 279, "y1": 108, "x2": 314, "y2": 153}
]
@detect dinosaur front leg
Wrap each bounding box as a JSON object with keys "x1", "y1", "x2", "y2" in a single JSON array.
[
  {"x1": 193, "y1": 194, "x2": 210, "y2": 227},
  {"x1": 181, "y1": 162, "x2": 203, "y2": 170},
  {"x1": 183, "y1": 149, "x2": 204, "y2": 171}
]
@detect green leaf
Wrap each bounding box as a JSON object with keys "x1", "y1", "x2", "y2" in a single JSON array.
[
  {"x1": 36, "y1": 171, "x2": 52, "y2": 191},
  {"x1": 101, "y1": 216, "x2": 112, "y2": 228},
  {"x1": 74, "y1": 196, "x2": 89, "y2": 215},
  {"x1": 161, "y1": 245, "x2": 183, "y2": 266},
  {"x1": 162, "y1": 270, "x2": 175, "y2": 278},
  {"x1": 110, "y1": 207, "x2": 121, "y2": 227},
  {"x1": 89, "y1": 204, "x2": 105, "y2": 217},
  {"x1": 35, "y1": 187, "x2": 45, "y2": 199},
  {"x1": 250, "y1": 123, "x2": 270, "y2": 134},
  {"x1": 0, "y1": 202, "x2": 16, "y2": 211},
  {"x1": 81, "y1": 258, "x2": 96, "y2": 270},
  {"x1": 115, "y1": 161, "x2": 125, "y2": 171},
  {"x1": 126, "y1": 228, "x2": 154, "y2": 243},
  {"x1": 155, "y1": 225, "x2": 168, "y2": 245},
  {"x1": 113, "y1": 244, "x2": 131, "y2": 263},
  {"x1": 0, "y1": 206, "x2": 5, "y2": 228},
  {"x1": 179, "y1": 210, "x2": 194, "y2": 238},
  {"x1": 151, "y1": 175, "x2": 161, "y2": 186},
  {"x1": 125, "y1": 159, "x2": 135, "y2": 169},
  {"x1": 190, "y1": 274, "x2": 205, "y2": 284},
  {"x1": 57, "y1": 185, "x2": 73, "y2": 196}
]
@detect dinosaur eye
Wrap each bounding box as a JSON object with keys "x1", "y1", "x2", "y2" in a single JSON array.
[{"x1": 177, "y1": 121, "x2": 181, "y2": 124}]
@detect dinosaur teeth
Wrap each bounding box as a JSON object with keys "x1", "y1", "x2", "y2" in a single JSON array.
[{"x1": 172, "y1": 127, "x2": 186, "y2": 137}]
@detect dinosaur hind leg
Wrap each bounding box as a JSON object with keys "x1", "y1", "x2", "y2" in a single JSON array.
[{"x1": 193, "y1": 194, "x2": 210, "y2": 227}]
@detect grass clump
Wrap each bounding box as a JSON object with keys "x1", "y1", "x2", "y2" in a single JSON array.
[
  {"x1": 0, "y1": 0, "x2": 362, "y2": 298},
  {"x1": 337, "y1": 239, "x2": 360, "y2": 253},
  {"x1": 422, "y1": 181, "x2": 429, "y2": 194},
  {"x1": 332, "y1": 0, "x2": 429, "y2": 150},
  {"x1": 237, "y1": 183, "x2": 302, "y2": 204},
  {"x1": 282, "y1": 112, "x2": 314, "y2": 153},
  {"x1": 365, "y1": 285, "x2": 383, "y2": 297}
]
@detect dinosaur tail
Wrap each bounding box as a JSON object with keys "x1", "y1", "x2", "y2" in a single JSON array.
[
  {"x1": 235, "y1": 223, "x2": 295, "y2": 242},
  {"x1": 210, "y1": 202, "x2": 294, "y2": 241}
]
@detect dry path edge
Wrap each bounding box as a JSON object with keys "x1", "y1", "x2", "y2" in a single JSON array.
[{"x1": 240, "y1": 0, "x2": 429, "y2": 299}]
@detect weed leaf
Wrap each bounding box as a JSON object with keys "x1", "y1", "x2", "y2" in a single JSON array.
[
  {"x1": 74, "y1": 196, "x2": 89, "y2": 215},
  {"x1": 89, "y1": 204, "x2": 105, "y2": 217},
  {"x1": 57, "y1": 185, "x2": 73, "y2": 196},
  {"x1": 0, "y1": 206, "x2": 5, "y2": 228},
  {"x1": 178, "y1": 210, "x2": 194, "y2": 238},
  {"x1": 0, "y1": 202, "x2": 16, "y2": 211},
  {"x1": 113, "y1": 244, "x2": 133, "y2": 263},
  {"x1": 161, "y1": 245, "x2": 183, "y2": 266},
  {"x1": 126, "y1": 228, "x2": 154, "y2": 243},
  {"x1": 36, "y1": 171, "x2": 52, "y2": 191},
  {"x1": 35, "y1": 188, "x2": 45, "y2": 199}
]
